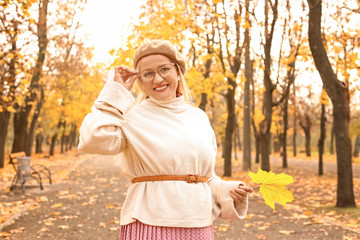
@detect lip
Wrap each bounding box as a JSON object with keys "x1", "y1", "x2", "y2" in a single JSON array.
[{"x1": 154, "y1": 84, "x2": 168, "y2": 92}]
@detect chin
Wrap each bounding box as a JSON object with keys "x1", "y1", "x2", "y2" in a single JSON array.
[{"x1": 151, "y1": 93, "x2": 176, "y2": 101}]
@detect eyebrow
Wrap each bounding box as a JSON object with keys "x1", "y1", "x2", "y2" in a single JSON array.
[{"x1": 140, "y1": 63, "x2": 172, "y2": 72}]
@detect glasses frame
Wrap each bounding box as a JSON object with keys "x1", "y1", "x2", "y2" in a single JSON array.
[{"x1": 138, "y1": 63, "x2": 176, "y2": 83}]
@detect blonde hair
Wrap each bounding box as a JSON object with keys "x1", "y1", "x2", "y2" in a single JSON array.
[{"x1": 135, "y1": 63, "x2": 194, "y2": 105}]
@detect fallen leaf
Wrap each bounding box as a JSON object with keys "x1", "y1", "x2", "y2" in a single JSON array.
[
  {"x1": 0, "y1": 232, "x2": 10, "y2": 237},
  {"x1": 279, "y1": 230, "x2": 296, "y2": 235},
  {"x1": 217, "y1": 224, "x2": 229, "y2": 232},
  {"x1": 9, "y1": 227, "x2": 24, "y2": 234},
  {"x1": 51, "y1": 203, "x2": 63, "y2": 208}
]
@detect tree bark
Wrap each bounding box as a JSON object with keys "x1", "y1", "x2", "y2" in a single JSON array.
[
  {"x1": 60, "y1": 121, "x2": 66, "y2": 153},
  {"x1": 299, "y1": 114, "x2": 311, "y2": 157},
  {"x1": 50, "y1": 119, "x2": 62, "y2": 156},
  {"x1": 292, "y1": 82, "x2": 297, "y2": 157},
  {"x1": 353, "y1": 135, "x2": 359, "y2": 157},
  {"x1": 243, "y1": 0, "x2": 251, "y2": 171},
  {"x1": 318, "y1": 103, "x2": 326, "y2": 176},
  {"x1": 330, "y1": 125, "x2": 334, "y2": 154},
  {"x1": 308, "y1": 0, "x2": 355, "y2": 207},
  {"x1": 282, "y1": 98, "x2": 289, "y2": 168},
  {"x1": 69, "y1": 124, "x2": 77, "y2": 150},
  {"x1": 223, "y1": 80, "x2": 236, "y2": 176},
  {"x1": 0, "y1": 112, "x2": 10, "y2": 168},
  {"x1": 26, "y1": 88, "x2": 44, "y2": 155},
  {"x1": 198, "y1": 34, "x2": 213, "y2": 111},
  {"x1": 250, "y1": 60, "x2": 260, "y2": 164},
  {"x1": 35, "y1": 132, "x2": 43, "y2": 154}
]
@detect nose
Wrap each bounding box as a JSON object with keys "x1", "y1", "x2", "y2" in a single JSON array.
[{"x1": 153, "y1": 72, "x2": 163, "y2": 83}]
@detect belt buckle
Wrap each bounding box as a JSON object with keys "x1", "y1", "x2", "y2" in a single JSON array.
[{"x1": 186, "y1": 174, "x2": 199, "y2": 183}]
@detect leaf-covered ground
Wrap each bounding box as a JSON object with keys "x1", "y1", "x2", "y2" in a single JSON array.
[{"x1": 0, "y1": 151, "x2": 359, "y2": 239}]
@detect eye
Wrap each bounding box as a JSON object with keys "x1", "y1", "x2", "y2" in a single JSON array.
[
  {"x1": 142, "y1": 71, "x2": 154, "y2": 78},
  {"x1": 159, "y1": 66, "x2": 171, "y2": 73}
]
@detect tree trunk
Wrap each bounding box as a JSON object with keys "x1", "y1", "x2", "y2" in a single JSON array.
[
  {"x1": 50, "y1": 119, "x2": 62, "y2": 156},
  {"x1": 260, "y1": 119, "x2": 271, "y2": 171},
  {"x1": 292, "y1": 84, "x2": 297, "y2": 157},
  {"x1": 50, "y1": 133, "x2": 57, "y2": 156},
  {"x1": 35, "y1": 132, "x2": 43, "y2": 154},
  {"x1": 242, "y1": 0, "x2": 251, "y2": 171},
  {"x1": 308, "y1": 0, "x2": 355, "y2": 207},
  {"x1": 282, "y1": 98, "x2": 289, "y2": 168},
  {"x1": 250, "y1": 60, "x2": 260, "y2": 164},
  {"x1": 305, "y1": 130, "x2": 311, "y2": 157},
  {"x1": 60, "y1": 121, "x2": 66, "y2": 153},
  {"x1": 223, "y1": 80, "x2": 236, "y2": 177},
  {"x1": 299, "y1": 114, "x2": 311, "y2": 157},
  {"x1": 330, "y1": 125, "x2": 334, "y2": 154},
  {"x1": 69, "y1": 124, "x2": 77, "y2": 150},
  {"x1": 0, "y1": 111, "x2": 11, "y2": 168},
  {"x1": 26, "y1": 88, "x2": 44, "y2": 155},
  {"x1": 233, "y1": 129, "x2": 238, "y2": 160},
  {"x1": 318, "y1": 103, "x2": 326, "y2": 175},
  {"x1": 353, "y1": 135, "x2": 359, "y2": 157},
  {"x1": 12, "y1": 113, "x2": 27, "y2": 153},
  {"x1": 252, "y1": 120, "x2": 261, "y2": 164}
]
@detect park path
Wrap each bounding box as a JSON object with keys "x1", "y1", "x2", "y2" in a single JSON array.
[{"x1": 1, "y1": 154, "x2": 359, "y2": 240}]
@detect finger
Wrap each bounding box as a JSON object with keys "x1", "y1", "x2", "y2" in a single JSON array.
[
  {"x1": 246, "y1": 186, "x2": 253, "y2": 193},
  {"x1": 114, "y1": 66, "x2": 125, "y2": 84},
  {"x1": 121, "y1": 68, "x2": 138, "y2": 82},
  {"x1": 230, "y1": 189, "x2": 245, "y2": 200},
  {"x1": 230, "y1": 192, "x2": 240, "y2": 202},
  {"x1": 233, "y1": 188, "x2": 247, "y2": 197},
  {"x1": 239, "y1": 185, "x2": 253, "y2": 193},
  {"x1": 124, "y1": 74, "x2": 138, "y2": 90},
  {"x1": 230, "y1": 190, "x2": 244, "y2": 203}
]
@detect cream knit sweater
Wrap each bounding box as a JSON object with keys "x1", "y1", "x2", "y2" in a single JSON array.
[{"x1": 78, "y1": 80, "x2": 249, "y2": 228}]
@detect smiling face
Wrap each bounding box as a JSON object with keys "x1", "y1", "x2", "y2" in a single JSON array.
[{"x1": 137, "y1": 54, "x2": 179, "y2": 101}]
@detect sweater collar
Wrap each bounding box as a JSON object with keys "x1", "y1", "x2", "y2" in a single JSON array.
[{"x1": 145, "y1": 96, "x2": 186, "y2": 110}]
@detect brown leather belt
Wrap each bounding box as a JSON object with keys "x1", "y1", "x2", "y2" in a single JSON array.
[{"x1": 132, "y1": 174, "x2": 208, "y2": 184}]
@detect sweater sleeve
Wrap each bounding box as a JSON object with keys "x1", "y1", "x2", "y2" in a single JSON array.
[
  {"x1": 78, "y1": 80, "x2": 135, "y2": 155},
  {"x1": 207, "y1": 133, "x2": 249, "y2": 221}
]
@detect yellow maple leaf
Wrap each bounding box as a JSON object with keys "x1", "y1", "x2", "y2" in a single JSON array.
[{"x1": 248, "y1": 169, "x2": 294, "y2": 210}]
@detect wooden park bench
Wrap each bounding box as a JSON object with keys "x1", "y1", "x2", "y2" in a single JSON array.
[{"x1": 9, "y1": 152, "x2": 52, "y2": 191}]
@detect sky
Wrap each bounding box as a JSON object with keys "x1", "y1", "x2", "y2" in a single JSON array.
[{"x1": 79, "y1": 0, "x2": 145, "y2": 64}]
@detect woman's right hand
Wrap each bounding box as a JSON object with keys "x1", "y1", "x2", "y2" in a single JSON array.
[{"x1": 114, "y1": 66, "x2": 138, "y2": 91}]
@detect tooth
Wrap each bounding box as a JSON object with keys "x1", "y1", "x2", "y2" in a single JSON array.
[{"x1": 156, "y1": 85, "x2": 166, "y2": 90}]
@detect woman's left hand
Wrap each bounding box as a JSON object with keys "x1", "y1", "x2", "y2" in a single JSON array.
[{"x1": 230, "y1": 184, "x2": 253, "y2": 207}]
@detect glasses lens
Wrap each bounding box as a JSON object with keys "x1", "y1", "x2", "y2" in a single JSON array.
[
  {"x1": 158, "y1": 64, "x2": 173, "y2": 78},
  {"x1": 140, "y1": 63, "x2": 174, "y2": 82}
]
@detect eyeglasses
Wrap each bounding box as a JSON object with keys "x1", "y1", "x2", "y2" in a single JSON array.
[{"x1": 139, "y1": 63, "x2": 176, "y2": 82}]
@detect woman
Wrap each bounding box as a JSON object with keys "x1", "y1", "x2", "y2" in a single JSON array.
[{"x1": 78, "y1": 40, "x2": 253, "y2": 239}]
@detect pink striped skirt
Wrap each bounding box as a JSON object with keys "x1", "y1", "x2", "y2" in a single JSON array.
[{"x1": 119, "y1": 221, "x2": 214, "y2": 240}]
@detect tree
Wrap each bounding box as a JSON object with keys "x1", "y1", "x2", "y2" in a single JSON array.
[
  {"x1": 259, "y1": 0, "x2": 279, "y2": 171},
  {"x1": 299, "y1": 112, "x2": 312, "y2": 157},
  {"x1": 12, "y1": 0, "x2": 49, "y2": 156},
  {"x1": 212, "y1": 0, "x2": 245, "y2": 177},
  {"x1": 307, "y1": 0, "x2": 356, "y2": 207},
  {"x1": 242, "y1": 0, "x2": 252, "y2": 171},
  {"x1": 318, "y1": 89, "x2": 328, "y2": 175},
  {"x1": 0, "y1": 0, "x2": 36, "y2": 167}
]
